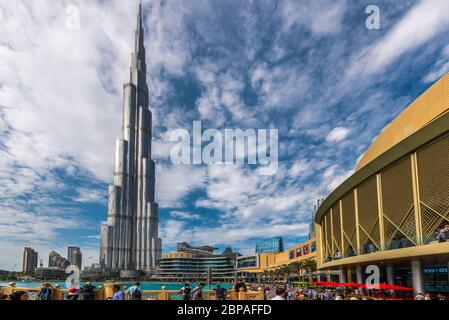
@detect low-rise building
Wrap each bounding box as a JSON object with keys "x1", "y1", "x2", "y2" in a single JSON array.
[
  {"x1": 34, "y1": 267, "x2": 67, "y2": 279},
  {"x1": 153, "y1": 243, "x2": 239, "y2": 283},
  {"x1": 237, "y1": 238, "x2": 317, "y2": 281}
]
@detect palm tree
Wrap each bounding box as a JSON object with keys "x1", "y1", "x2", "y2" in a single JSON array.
[
  {"x1": 303, "y1": 258, "x2": 317, "y2": 284},
  {"x1": 267, "y1": 270, "x2": 274, "y2": 284},
  {"x1": 289, "y1": 261, "x2": 305, "y2": 282},
  {"x1": 282, "y1": 266, "x2": 291, "y2": 282},
  {"x1": 262, "y1": 270, "x2": 269, "y2": 284}
]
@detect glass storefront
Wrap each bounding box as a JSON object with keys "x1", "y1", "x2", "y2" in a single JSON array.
[{"x1": 423, "y1": 266, "x2": 449, "y2": 293}]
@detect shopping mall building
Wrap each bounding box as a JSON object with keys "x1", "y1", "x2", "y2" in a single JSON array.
[{"x1": 315, "y1": 72, "x2": 449, "y2": 294}]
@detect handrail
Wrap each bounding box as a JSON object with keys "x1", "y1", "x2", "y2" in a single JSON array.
[{"x1": 0, "y1": 284, "x2": 264, "y2": 300}]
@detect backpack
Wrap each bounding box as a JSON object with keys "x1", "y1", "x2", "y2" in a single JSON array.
[
  {"x1": 215, "y1": 287, "x2": 224, "y2": 297},
  {"x1": 83, "y1": 284, "x2": 94, "y2": 294},
  {"x1": 183, "y1": 287, "x2": 192, "y2": 295},
  {"x1": 39, "y1": 287, "x2": 51, "y2": 300},
  {"x1": 130, "y1": 287, "x2": 142, "y2": 300}
]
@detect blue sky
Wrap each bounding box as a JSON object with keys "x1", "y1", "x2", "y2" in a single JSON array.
[{"x1": 1, "y1": 0, "x2": 449, "y2": 270}]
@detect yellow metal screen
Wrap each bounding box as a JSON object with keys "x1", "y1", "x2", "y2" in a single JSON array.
[
  {"x1": 417, "y1": 133, "x2": 449, "y2": 243},
  {"x1": 331, "y1": 203, "x2": 342, "y2": 254},
  {"x1": 381, "y1": 157, "x2": 416, "y2": 248},
  {"x1": 357, "y1": 176, "x2": 380, "y2": 252},
  {"x1": 341, "y1": 191, "x2": 357, "y2": 256},
  {"x1": 324, "y1": 211, "x2": 332, "y2": 257}
]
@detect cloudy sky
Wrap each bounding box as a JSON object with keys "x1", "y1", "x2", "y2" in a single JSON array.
[{"x1": 1, "y1": 0, "x2": 449, "y2": 270}]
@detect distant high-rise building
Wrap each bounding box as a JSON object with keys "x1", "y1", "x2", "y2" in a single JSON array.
[
  {"x1": 48, "y1": 251, "x2": 70, "y2": 269},
  {"x1": 100, "y1": 3, "x2": 162, "y2": 273},
  {"x1": 22, "y1": 247, "x2": 38, "y2": 272},
  {"x1": 67, "y1": 247, "x2": 82, "y2": 269},
  {"x1": 309, "y1": 198, "x2": 324, "y2": 240},
  {"x1": 255, "y1": 237, "x2": 284, "y2": 253}
]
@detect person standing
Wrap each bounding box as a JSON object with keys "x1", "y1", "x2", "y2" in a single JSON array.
[
  {"x1": 270, "y1": 288, "x2": 286, "y2": 300},
  {"x1": 67, "y1": 285, "x2": 80, "y2": 300},
  {"x1": 415, "y1": 292, "x2": 425, "y2": 300},
  {"x1": 38, "y1": 282, "x2": 53, "y2": 300},
  {"x1": 127, "y1": 282, "x2": 143, "y2": 300},
  {"x1": 179, "y1": 282, "x2": 192, "y2": 300},
  {"x1": 111, "y1": 284, "x2": 125, "y2": 300},
  {"x1": 214, "y1": 284, "x2": 227, "y2": 300},
  {"x1": 437, "y1": 225, "x2": 449, "y2": 242},
  {"x1": 9, "y1": 291, "x2": 29, "y2": 301},
  {"x1": 234, "y1": 278, "x2": 247, "y2": 293},
  {"x1": 82, "y1": 282, "x2": 97, "y2": 300},
  {"x1": 191, "y1": 283, "x2": 205, "y2": 300}
]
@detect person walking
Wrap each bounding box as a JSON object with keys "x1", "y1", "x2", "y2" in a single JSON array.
[{"x1": 127, "y1": 282, "x2": 143, "y2": 300}]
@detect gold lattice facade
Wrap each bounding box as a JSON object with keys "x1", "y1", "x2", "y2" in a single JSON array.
[{"x1": 315, "y1": 72, "x2": 449, "y2": 293}]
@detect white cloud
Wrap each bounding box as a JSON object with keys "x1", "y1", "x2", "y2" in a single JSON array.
[
  {"x1": 160, "y1": 218, "x2": 309, "y2": 250},
  {"x1": 73, "y1": 187, "x2": 106, "y2": 204},
  {"x1": 281, "y1": 0, "x2": 347, "y2": 36},
  {"x1": 347, "y1": 0, "x2": 449, "y2": 78},
  {"x1": 170, "y1": 210, "x2": 201, "y2": 220},
  {"x1": 423, "y1": 45, "x2": 449, "y2": 83},
  {"x1": 156, "y1": 164, "x2": 206, "y2": 208},
  {"x1": 250, "y1": 62, "x2": 311, "y2": 110},
  {"x1": 326, "y1": 127, "x2": 350, "y2": 142},
  {"x1": 288, "y1": 159, "x2": 312, "y2": 178}
]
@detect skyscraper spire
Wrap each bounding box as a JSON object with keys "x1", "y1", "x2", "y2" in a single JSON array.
[{"x1": 100, "y1": 2, "x2": 162, "y2": 275}]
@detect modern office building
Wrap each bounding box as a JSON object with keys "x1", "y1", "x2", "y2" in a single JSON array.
[
  {"x1": 238, "y1": 238, "x2": 317, "y2": 273},
  {"x1": 315, "y1": 72, "x2": 449, "y2": 294},
  {"x1": 22, "y1": 247, "x2": 38, "y2": 272},
  {"x1": 48, "y1": 251, "x2": 70, "y2": 269},
  {"x1": 67, "y1": 247, "x2": 82, "y2": 269},
  {"x1": 100, "y1": 3, "x2": 162, "y2": 275},
  {"x1": 255, "y1": 237, "x2": 284, "y2": 254},
  {"x1": 153, "y1": 243, "x2": 239, "y2": 283}
]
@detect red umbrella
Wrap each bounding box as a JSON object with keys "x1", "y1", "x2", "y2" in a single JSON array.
[
  {"x1": 311, "y1": 282, "x2": 364, "y2": 288},
  {"x1": 366, "y1": 283, "x2": 414, "y2": 291}
]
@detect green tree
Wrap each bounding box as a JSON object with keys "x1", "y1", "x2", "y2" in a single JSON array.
[
  {"x1": 303, "y1": 258, "x2": 317, "y2": 284},
  {"x1": 289, "y1": 261, "x2": 305, "y2": 282}
]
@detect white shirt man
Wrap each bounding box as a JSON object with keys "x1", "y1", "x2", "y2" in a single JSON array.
[{"x1": 270, "y1": 288, "x2": 286, "y2": 300}]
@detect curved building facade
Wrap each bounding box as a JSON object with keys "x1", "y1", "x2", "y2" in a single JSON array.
[
  {"x1": 315, "y1": 73, "x2": 449, "y2": 294},
  {"x1": 153, "y1": 252, "x2": 238, "y2": 283}
]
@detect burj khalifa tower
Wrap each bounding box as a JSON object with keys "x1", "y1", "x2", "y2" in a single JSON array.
[{"x1": 100, "y1": 3, "x2": 162, "y2": 274}]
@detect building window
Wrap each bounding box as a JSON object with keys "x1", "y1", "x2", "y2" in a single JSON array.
[
  {"x1": 303, "y1": 245, "x2": 309, "y2": 255},
  {"x1": 289, "y1": 251, "x2": 295, "y2": 259}
]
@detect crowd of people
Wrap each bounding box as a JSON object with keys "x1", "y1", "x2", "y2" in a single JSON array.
[{"x1": 1, "y1": 279, "x2": 447, "y2": 300}]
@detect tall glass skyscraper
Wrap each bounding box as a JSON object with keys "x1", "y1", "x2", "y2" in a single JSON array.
[
  {"x1": 99, "y1": 3, "x2": 162, "y2": 274},
  {"x1": 255, "y1": 237, "x2": 284, "y2": 253}
]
